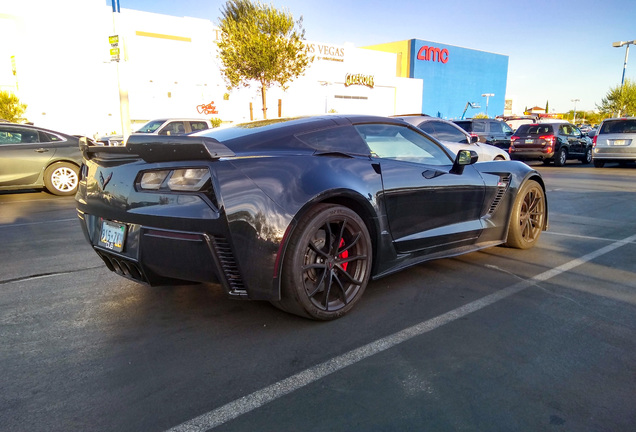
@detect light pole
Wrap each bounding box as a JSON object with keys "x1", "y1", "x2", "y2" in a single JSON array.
[
  {"x1": 613, "y1": 40, "x2": 636, "y2": 86},
  {"x1": 481, "y1": 93, "x2": 494, "y2": 117},
  {"x1": 571, "y1": 98, "x2": 580, "y2": 123}
]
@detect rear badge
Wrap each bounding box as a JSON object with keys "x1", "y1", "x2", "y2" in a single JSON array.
[{"x1": 99, "y1": 171, "x2": 113, "y2": 190}]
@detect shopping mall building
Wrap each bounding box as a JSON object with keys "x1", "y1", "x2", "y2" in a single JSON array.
[{"x1": 0, "y1": 0, "x2": 508, "y2": 137}]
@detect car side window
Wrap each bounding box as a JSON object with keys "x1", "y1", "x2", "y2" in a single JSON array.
[
  {"x1": 472, "y1": 122, "x2": 486, "y2": 133},
  {"x1": 189, "y1": 121, "x2": 209, "y2": 132},
  {"x1": 489, "y1": 121, "x2": 504, "y2": 134},
  {"x1": 432, "y1": 121, "x2": 469, "y2": 143},
  {"x1": 160, "y1": 121, "x2": 186, "y2": 135},
  {"x1": 355, "y1": 124, "x2": 451, "y2": 166},
  {"x1": 0, "y1": 127, "x2": 39, "y2": 144}
]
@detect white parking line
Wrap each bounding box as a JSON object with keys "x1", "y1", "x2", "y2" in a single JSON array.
[{"x1": 163, "y1": 232, "x2": 635, "y2": 432}]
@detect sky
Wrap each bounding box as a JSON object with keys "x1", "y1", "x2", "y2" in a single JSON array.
[{"x1": 120, "y1": 0, "x2": 634, "y2": 114}]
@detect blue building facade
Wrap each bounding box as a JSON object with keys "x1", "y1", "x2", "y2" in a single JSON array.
[{"x1": 410, "y1": 39, "x2": 508, "y2": 119}]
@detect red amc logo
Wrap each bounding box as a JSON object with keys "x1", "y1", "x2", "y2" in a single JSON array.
[{"x1": 417, "y1": 46, "x2": 449, "y2": 63}]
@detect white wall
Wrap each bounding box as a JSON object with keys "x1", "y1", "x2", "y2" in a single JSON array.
[{"x1": 1, "y1": 0, "x2": 422, "y2": 136}]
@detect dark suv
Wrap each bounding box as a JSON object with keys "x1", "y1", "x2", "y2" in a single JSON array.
[
  {"x1": 453, "y1": 119, "x2": 514, "y2": 150},
  {"x1": 509, "y1": 122, "x2": 592, "y2": 166}
]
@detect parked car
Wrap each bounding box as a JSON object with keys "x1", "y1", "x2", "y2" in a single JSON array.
[
  {"x1": 98, "y1": 118, "x2": 213, "y2": 146},
  {"x1": 509, "y1": 122, "x2": 593, "y2": 166},
  {"x1": 592, "y1": 117, "x2": 636, "y2": 167},
  {"x1": 453, "y1": 118, "x2": 514, "y2": 151},
  {"x1": 0, "y1": 122, "x2": 83, "y2": 195},
  {"x1": 394, "y1": 115, "x2": 509, "y2": 161},
  {"x1": 502, "y1": 116, "x2": 537, "y2": 132},
  {"x1": 76, "y1": 115, "x2": 548, "y2": 320}
]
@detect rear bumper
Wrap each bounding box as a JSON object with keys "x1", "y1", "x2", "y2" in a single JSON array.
[
  {"x1": 77, "y1": 209, "x2": 248, "y2": 298},
  {"x1": 509, "y1": 149, "x2": 555, "y2": 161},
  {"x1": 593, "y1": 147, "x2": 636, "y2": 160}
]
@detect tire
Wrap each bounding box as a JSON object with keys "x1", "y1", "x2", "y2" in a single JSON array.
[
  {"x1": 554, "y1": 148, "x2": 567, "y2": 167},
  {"x1": 43, "y1": 162, "x2": 80, "y2": 196},
  {"x1": 494, "y1": 156, "x2": 506, "y2": 161},
  {"x1": 580, "y1": 148, "x2": 592, "y2": 164},
  {"x1": 275, "y1": 204, "x2": 372, "y2": 320},
  {"x1": 504, "y1": 180, "x2": 546, "y2": 250},
  {"x1": 593, "y1": 159, "x2": 605, "y2": 168}
]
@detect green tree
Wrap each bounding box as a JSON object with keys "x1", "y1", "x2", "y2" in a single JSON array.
[
  {"x1": 217, "y1": 0, "x2": 312, "y2": 119},
  {"x1": 0, "y1": 90, "x2": 27, "y2": 122},
  {"x1": 597, "y1": 79, "x2": 636, "y2": 117}
]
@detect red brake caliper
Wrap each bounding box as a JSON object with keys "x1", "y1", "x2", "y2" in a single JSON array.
[{"x1": 339, "y1": 238, "x2": 349, "y2": 271}]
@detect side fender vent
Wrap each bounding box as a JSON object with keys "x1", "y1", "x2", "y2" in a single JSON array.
[
  {"x1": 210, "y1": 236, "x2": 247, "y2": 296},
  {"x1": 488, "y1": 174, "x2": 511, "y2": 215}
]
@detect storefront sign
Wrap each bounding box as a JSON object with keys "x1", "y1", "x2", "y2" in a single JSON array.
[
  {"x1": 344, "y1": 73, "x2": 374, "y2": 88},
  {"x1": 306, "y1": 42, "x2": 346, "y2": 62},
  {"x1": 109, "y1": 35, "x2": 120, "y2": 62},
  {"x1": 417, "y1": 45, "x2": 449, "y2": 63}
]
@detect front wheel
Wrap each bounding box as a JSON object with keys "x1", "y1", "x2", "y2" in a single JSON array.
[
  {"x1": 43, "y1": 162, "x2": 80, "y2": 196},
  {"x1": 275, "y1": 204, "x2": 372, "y2": 320},
  {"x1": 505, "y1": 180, "x2": 546, "y2": 249}
]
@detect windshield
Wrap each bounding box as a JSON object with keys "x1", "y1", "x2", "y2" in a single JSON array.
[{"x1": 134, "y1": 120, "x2": 165, "y2": 133}]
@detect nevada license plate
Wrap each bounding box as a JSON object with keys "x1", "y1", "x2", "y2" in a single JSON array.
[
  {"x1": 613, "y1": 139, "x2": 626, "y2": 146},
  {"x1": 99, "y1": 220, "x2": 126, "y2": 252}
]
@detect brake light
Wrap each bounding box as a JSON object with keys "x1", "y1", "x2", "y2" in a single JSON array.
[
  {"x1": 593, "y1": 135, "x2": 597, "y2": 145},
  {"x1": 511, "y1": 135, "x2": 519, "y2": 143},
  {"x1": 539, "y1": 135, "x2": 555, "y2": 145}
]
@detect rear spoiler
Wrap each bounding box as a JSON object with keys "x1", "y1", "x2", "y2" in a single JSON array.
[{"x1": 79, "y1": 135, "x2": 235, "y2": 162}]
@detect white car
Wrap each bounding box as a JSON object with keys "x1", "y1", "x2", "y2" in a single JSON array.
[
  {"x1": 98, "y1": 118, "x2": 213, "y2": 146},
  {"x1": 395, "y1": 115, "x2": 510, "y2": 161}
]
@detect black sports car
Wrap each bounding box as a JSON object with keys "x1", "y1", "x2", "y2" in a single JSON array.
[{"x1": 76, "y1": 115, "x2": 548, "y2": 320}]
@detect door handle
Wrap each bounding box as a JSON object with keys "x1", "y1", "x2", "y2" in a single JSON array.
[{"x1": 35, "y1": 148, "x2": 49, "y2": 153}]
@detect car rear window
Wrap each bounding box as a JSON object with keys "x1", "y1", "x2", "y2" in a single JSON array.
[
  {"x1": 599, "y1": 119, "x2": 636, "y2": 134},
  {"x1": 515, "y1": 124, "x2": 554, "y2": 135}
]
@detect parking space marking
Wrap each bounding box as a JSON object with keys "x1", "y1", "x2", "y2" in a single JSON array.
[{"x1": 163, "y1": 232, "x2": 635, "y2": 431}]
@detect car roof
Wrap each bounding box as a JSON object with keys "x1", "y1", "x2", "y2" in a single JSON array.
[{"x1": 197, "y1": 114, "x2": 412, "y2": 154}]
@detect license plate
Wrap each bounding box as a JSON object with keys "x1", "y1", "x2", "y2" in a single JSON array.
[
  {"x1": 99, "y1": 220, "x2": 126, "y2": 252},
  {"x1": 525, "y1": 139, "x2": 533, "y2": 144},
  {"x1": 613, "y1": 139, "x2": 626, "y2": 146}
]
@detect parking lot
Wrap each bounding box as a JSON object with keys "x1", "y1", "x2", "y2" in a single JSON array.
[{"x1": 1, "y1": 163, "x2": 635, "y2": 432}]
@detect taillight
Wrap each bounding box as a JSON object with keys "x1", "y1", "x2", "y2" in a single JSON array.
[
  {"x1": 593, "y1": 135, "x2": 597, "y2": 145},
  {"x1": 138, "y1": 168, "x2": 211, "y2": 192},
  {"x1": 539, "y1": 135, "x2": 555, "y2": 146},
  {"x1": 511, "y1": 135, "x2": 519, "y2": 143}
]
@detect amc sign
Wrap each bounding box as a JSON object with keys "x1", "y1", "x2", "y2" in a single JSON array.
[{"x1": 417, "y1": 45, "x2": 449, "y2": 64}]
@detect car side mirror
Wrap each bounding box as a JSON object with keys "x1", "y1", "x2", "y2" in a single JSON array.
[
  {"x1": 470, "y1": 135, "x2": 479, "y2": 144},
  {"x1": 451, "y1": 149, "x2": 478, "y2": 174}
]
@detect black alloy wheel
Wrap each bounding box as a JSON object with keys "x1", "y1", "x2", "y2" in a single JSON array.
[
  {"x1": 276, "y1": 204, "x2": 372, "y2": 320},
  {"x1": 505, "y1": 180, "x2": 546, "y2": 250}
]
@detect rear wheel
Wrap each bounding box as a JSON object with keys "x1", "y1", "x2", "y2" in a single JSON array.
[
  {"x1": 43, "y1": 162, "x2": 80, "y2": 196},
  {"x1": 580, "y1": 148, "x2": 592, "y2": 164},
  {"x1": 593, "y1": 159, "x2": 605, "y2": 168},
  {"x1": 505, "y1": 180, "x2": 546, "y2": 249},
  {"x1": 274, "y1": 204, "x2": 372, "y2": 320},
  {"x1": 554, "y1": 148, "x2": 567, "y2": 167}
]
